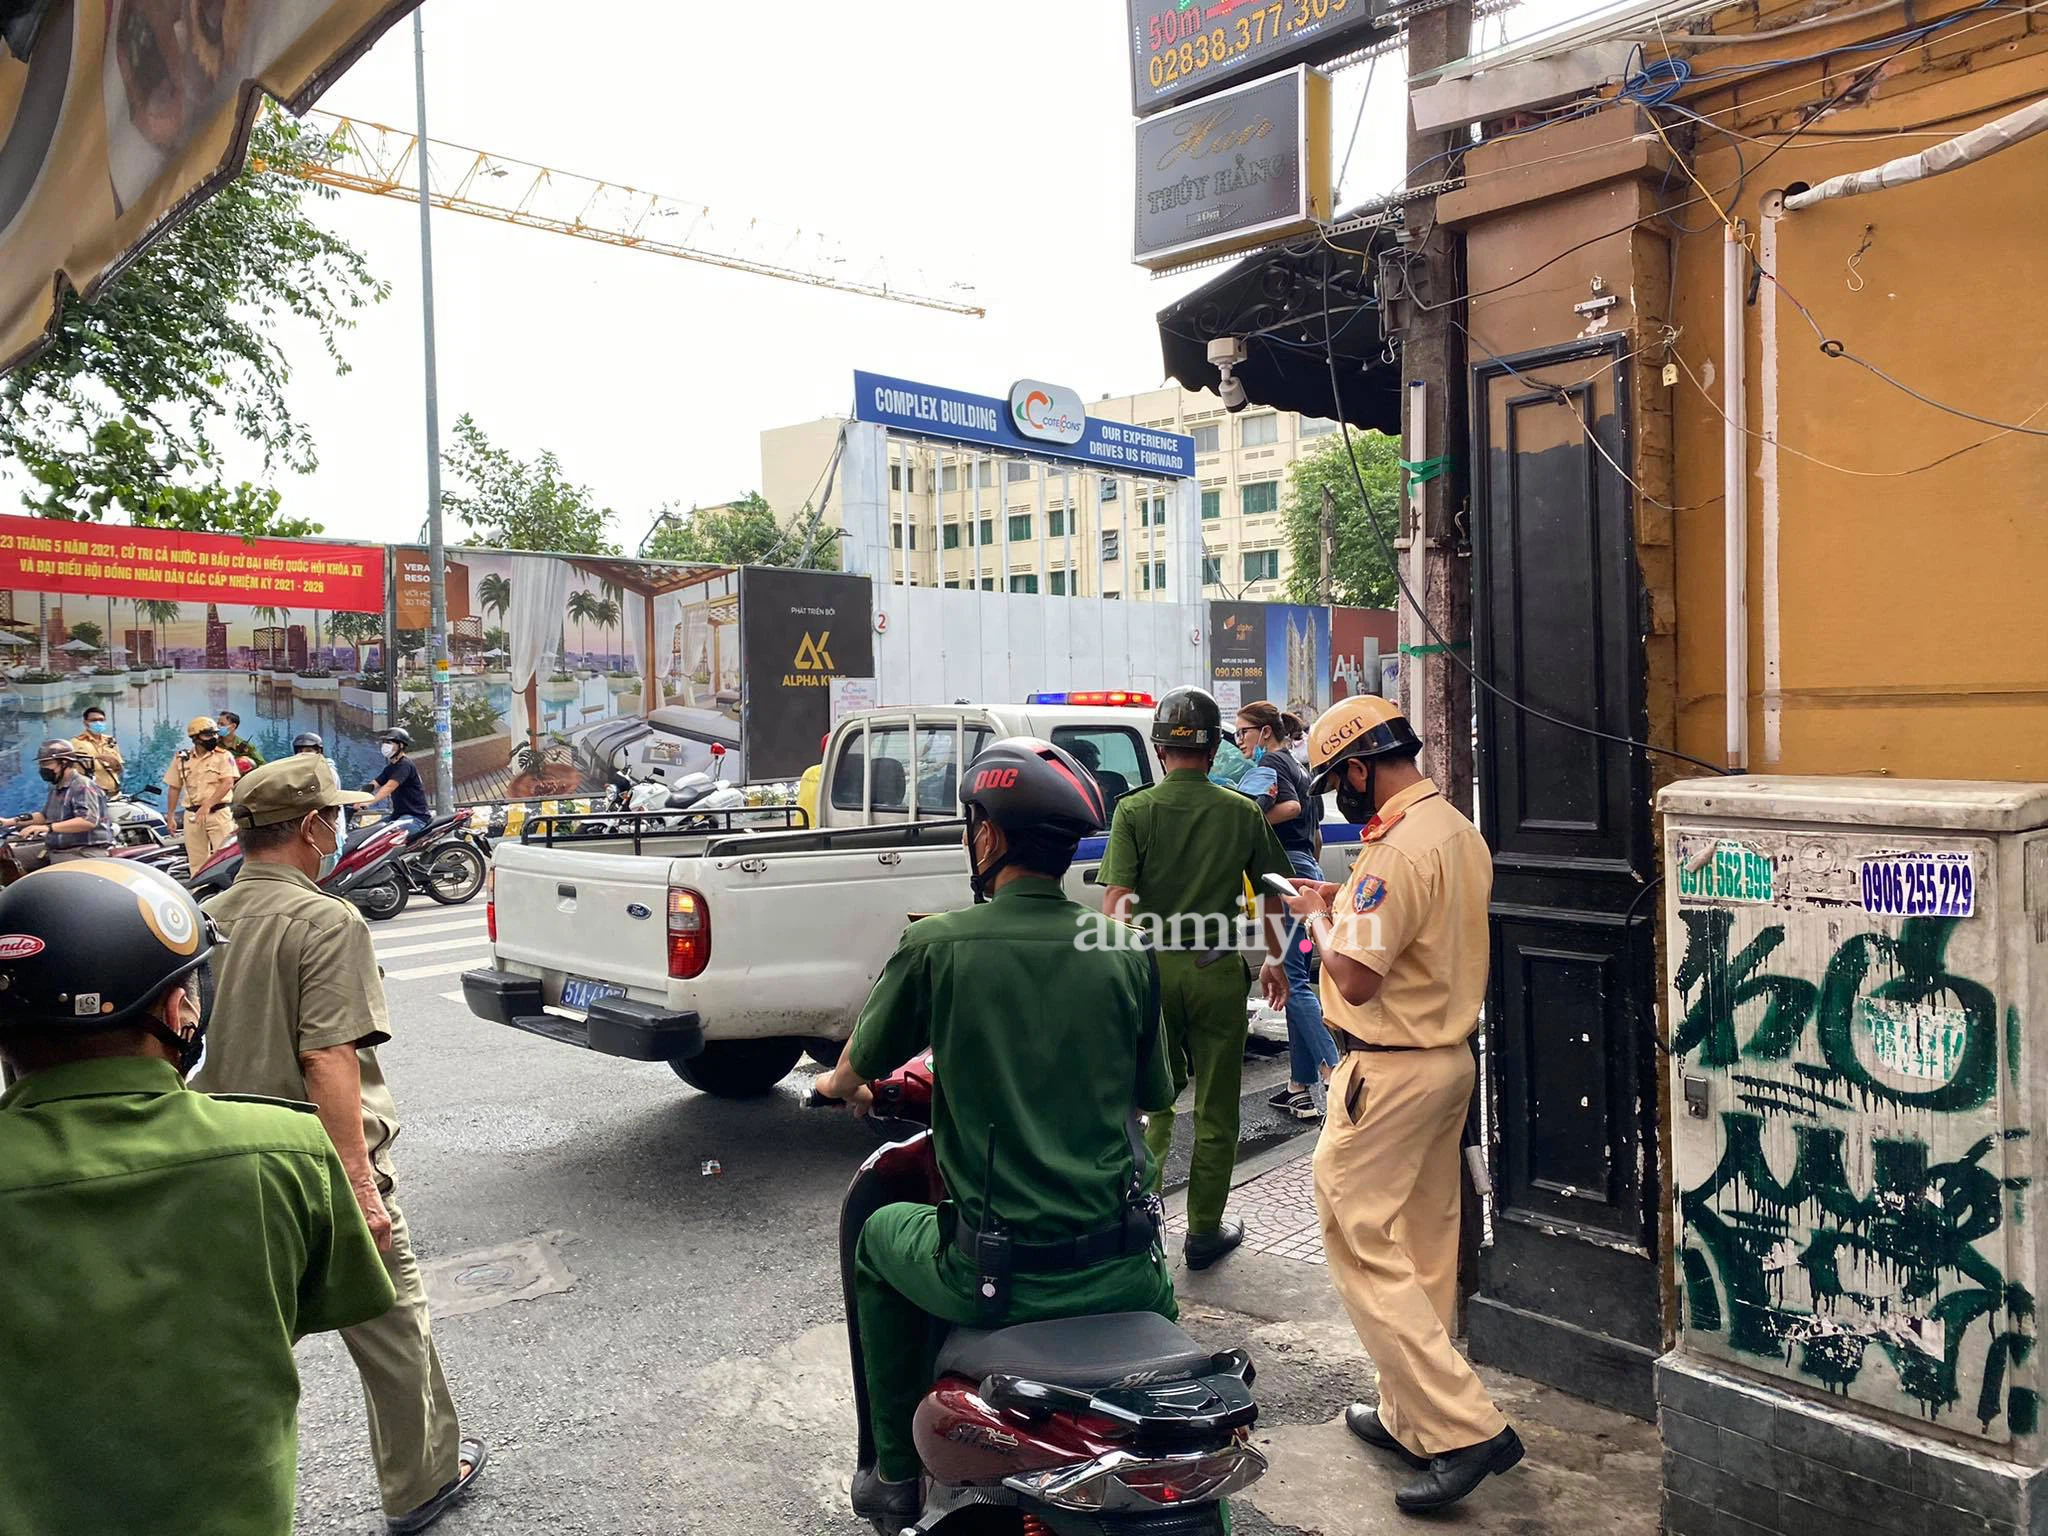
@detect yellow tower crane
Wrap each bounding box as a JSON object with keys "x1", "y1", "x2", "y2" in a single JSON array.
[{"x1": 292, "y1": 109, "x2": 985, "y2": 319}]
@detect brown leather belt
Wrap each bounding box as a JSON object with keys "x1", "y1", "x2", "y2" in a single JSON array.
[{"x1": 1333, "y1": 1028, "x2": 1422, "y2": 1054}]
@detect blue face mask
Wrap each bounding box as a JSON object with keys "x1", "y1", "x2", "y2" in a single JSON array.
[
  {"x1": 312, "y1": 816, "x2": 341, "y2": 881},
  {"x1": 86, "y1": 721, "x2": 106, "y2": 735},
  {"x1": 1250, "y1": 745, "x2": 1266, "y2": 765}
]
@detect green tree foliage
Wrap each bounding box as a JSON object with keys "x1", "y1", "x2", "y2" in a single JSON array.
[
  {"x1": 1280, "y1": 431, "x2": 1403, "y2": 608},
  {"x1": 1, "y1": 110, "x2": 387, "y2": 534},
  {"x1": 66, "y1": 621, "x2": 104, "y2": 649},
  {"x1": 644, "y1": 492, "x2": 838, "y2": 569},
  {"x1": 441, "y1": 415, "x2": 619, "y2": 555}
]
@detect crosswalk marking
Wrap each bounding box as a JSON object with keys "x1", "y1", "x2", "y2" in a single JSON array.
[
  {"x1": 374, "y1": 935, "x2": 496, "y2": 960},
  {"x1": 439, "y1": 990, "x2": 465, "y2": 1004},
  {"x1": 369, "y1": 917, "x2": 487, "y2": 944},
  {"x1": 384, "y1": 956, "x2": 493, "y2": 982},
  {"x1": 373, "y1": 905, "x2": 486, "y2": 928}
]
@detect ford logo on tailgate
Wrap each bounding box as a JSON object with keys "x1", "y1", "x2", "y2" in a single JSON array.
[{"x1": 626, "y1": 902, "x2": 652, "y2": 921}]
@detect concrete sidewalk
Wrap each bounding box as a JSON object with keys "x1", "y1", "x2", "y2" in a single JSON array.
[{"x1": 1167, "y1": 1143, "x2": 1660, "y2": 1536}]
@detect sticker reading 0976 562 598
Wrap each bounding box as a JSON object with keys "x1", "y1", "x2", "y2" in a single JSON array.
[{"x1": 1860, "y1": 853, "x2": 1975, "y2": 919}]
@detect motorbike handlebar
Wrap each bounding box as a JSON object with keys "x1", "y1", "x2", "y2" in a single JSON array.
[{"x1": 804, "y1": 1088, "x2": 844, "y2": 1109}]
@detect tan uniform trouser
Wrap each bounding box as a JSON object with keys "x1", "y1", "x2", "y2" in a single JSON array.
[
  {"x1": 181, "y1": 808, "x2": 234, "y2": 872},
  {"x1": 1312, "y1": 1044, "x2": 1507, "y2": 1458},
  {"x1": 341, "y1": 1193, "x2": 463, "y2": 1515},
  {"x1": 46, "y1": 847, "x2": 109, "y2": 863}
]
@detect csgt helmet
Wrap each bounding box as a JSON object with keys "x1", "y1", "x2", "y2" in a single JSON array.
[{"x1": 1306, "y1": 696, "x2": 1424, "y2": 796}]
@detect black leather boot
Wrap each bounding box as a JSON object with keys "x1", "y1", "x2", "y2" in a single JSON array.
[
  {"x1": 850, "y1": 1468, "x2": 921, "y2": 1534},
  {"x1": 1183, "y1": 1217, "x2": 1246, "y2": 1271},
  {"x1": 1344, "y1": 1403, "x2": 1429, "y2": 1469},
  {"x1": 1394, "y1": 1425, "x2": 1524, "y2": 1513}
]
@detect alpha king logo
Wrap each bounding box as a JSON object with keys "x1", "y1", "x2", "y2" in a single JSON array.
[{"x1": 784, "y1": 631, "x2": 836, "y2": 688}]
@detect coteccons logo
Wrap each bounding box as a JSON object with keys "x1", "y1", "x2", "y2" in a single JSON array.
[{"x1": 1008, "y1": 379, "x2": 1088, "y2": 446}]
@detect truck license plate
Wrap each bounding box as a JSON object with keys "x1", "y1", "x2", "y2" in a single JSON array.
[{"x1": 561, "y1": 976, "x2": 627, "y2": 1013}]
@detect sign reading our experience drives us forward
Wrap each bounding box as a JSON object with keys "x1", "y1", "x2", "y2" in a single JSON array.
[{"x1": 854, "y1": 371, "x2": 1196, "y2": 479}]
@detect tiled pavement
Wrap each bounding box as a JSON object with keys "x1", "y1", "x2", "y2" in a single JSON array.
[{"x1": 1165, "y1": 1146, "x2": 1326, "y2": 1264}]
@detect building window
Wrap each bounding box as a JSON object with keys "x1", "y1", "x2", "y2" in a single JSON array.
[
  {"x1": 978, "y1": 518, "x2": 994, "y2": 546},
  {"x1": 1006, "y1": 460, "x2": 1034, "y2": 483},
  {"x1": 981, "y1": 577, "x2": 997, "y2": 591},
  {"x1": 1201, "y1": 555, "x2": 1222, "y2": 586},
  {"x1": 1049, "y1": 506, "x2": 1068, "y2": 538},
  {"x1": 1141, "y1": 561, "x2": 1166, "y2": 591},
  {"x1": 1008, "y1": 513, "x2": 1033, "y2": 543},
  {"x1": 1192, "y1": 423, "x2": 1220, "y2": 454},
  {"x1": 940, "y1": 464, "x2": 960, "y2": 493},
  {"x1": 1200, "y1": 489, "x2": 1221, "y2": 521},
  {"x1": 1300, "y1": 416, "x2": 1338, "y2": 438},
  {"x1": 1009, "y1": 573, "x2": 1039, "y2": 594},
  {"x1": 1104, "y1": 590, "x2": 1121, "y2": 600},
  {"x1": 891, "y1": 523, "x2": 917, "y2": 549},
  {"x1": 1241, "y1": 481, "x2": 1279, "y2": 517},
  {"x1": 1243, "y1": 549, "x2": 1280, "y2": 584},
  {"x1": 943, "y1": 579, "x2": 960, "y2": 589},
  {"x1": 1101, "y1": 530, "x2": 1119, "y2": 562},
  {"x1": 1142, "y1": 498, "x2": 1167, "y2": 527},
  {"x1": 1049, "y1": 570, "x2": 1069, "y2": 596},
  {"x1": 1240, "y1": 413, "x2": 1279, "y2": 448},
  {"x1": 1100, "y1": 477, "x2": 1119, "y2": 500},
  {"x1": 942, "y1": 523, "x2": 960, "y2": 550}
]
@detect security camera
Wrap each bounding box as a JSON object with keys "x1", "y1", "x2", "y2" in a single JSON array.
[{"x1": 1207, "y1": 336, "x2": 1250, "y2": 413}]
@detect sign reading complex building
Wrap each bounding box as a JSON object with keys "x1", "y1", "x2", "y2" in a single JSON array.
[
  {"x1": 1134, "y1": 67, "x2": 1331, "y2": 271},
  {"x1": 1126, "y1": 0, "x2": 1386, "y2": 116},
  {"x1": 854, "y1": 371, "x2": 1197, "y2": 479}
]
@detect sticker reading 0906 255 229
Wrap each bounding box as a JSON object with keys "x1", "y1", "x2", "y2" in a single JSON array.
[{"x1": 1860, "y1": 853, "x2": 1975, "y2": 919}]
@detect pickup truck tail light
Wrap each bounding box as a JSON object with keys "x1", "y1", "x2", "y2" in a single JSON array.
[
  {"x1": 485, "y1": 866, "x2": 496, "y2": 945},
  {"x1": 668, "y1": 887, "x2": 710, "y2": 979}
]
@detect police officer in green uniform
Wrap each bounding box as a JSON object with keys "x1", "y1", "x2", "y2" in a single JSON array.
[
  {"x1": 1100, "y1": 686, "x2": 1293, "y2": 1269},
  {"x1": 0, "y1": 859, "x2": 395, "y2": 1536},
  {"x1": 813, "y1": 737, "x2": 1178, "y2": 1533}
]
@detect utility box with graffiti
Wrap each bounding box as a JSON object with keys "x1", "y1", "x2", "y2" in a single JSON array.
[{"x1": 1662, "y1": 776, "x2": 2048, "y2": 1460}]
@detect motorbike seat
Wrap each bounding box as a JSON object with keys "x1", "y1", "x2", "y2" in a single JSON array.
[
  {"x1": 935, "y1": 1312, "x2": 1215, "y2": 1391},
  {"x1": 417, "y1": 813, "x2": 463, "y2": 837}
]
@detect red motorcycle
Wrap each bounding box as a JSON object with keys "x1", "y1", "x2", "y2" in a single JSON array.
[
  {"x1": 180, "y1": 818, "x2": 416, "y2": 918},
  {"x1": 821, "y1": 1057, "x2": 1266, "y2": 1535}
]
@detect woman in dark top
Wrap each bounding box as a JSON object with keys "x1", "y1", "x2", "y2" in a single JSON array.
[{"x1": 1234, "y1": 701, "x2": 1340, "y2": 1121}]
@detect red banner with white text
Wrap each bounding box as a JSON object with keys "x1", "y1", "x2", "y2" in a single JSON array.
[{"x1": 0, "y1": 517, "x2": 385, "y2": 610}]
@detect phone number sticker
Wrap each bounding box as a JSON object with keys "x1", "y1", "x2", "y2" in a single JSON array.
[{"x1": 1860, "y1": 854, "x2": 1975, "y2": 919}]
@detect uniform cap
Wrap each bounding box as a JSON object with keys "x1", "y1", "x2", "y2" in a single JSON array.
[
  {"x1": 185, "y1": 716, "x2": 218, "y2": 736},
  {"x1": 1307, "y1": 696, "x2": 1423, "y2": 793},
  {"x1": 232, "y1": 754, "x2": 372, "y2": 829}
]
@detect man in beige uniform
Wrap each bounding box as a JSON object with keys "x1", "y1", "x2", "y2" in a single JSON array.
[
  {"x1": 195, "y1": 756, "x2": 486, "y2": 1534},
  {"x1": 71, "y1": 704, "x2": 125, "y2": 794},
  {"x1": 1281, "y1": 696, "x2": 1522, "y2": 1515},
  {"x1": 165, "y1": 716, "x2": 239, "y2": 871}
]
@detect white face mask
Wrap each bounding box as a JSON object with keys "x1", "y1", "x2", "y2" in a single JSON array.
[{"x1": 380, "y1": 743, "x2": 399, "y2": 760}]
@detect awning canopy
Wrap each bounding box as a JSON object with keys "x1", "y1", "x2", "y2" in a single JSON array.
[
  {"x1": 1156, "y1": 221, "x2": 1402, "y2": 435},
  {"x1": 0, "y1": 0, "x2": 422, "y2": 375},
  {"x1": 565, "y1": 559, "x2": 735, "y2": 599}
]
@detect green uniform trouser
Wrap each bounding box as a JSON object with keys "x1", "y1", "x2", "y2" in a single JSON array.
[
  {"x1": 340, "y1": 1194, "x2": 464, "y2": 1515},
  {"x1": 855, "y1": 1202, "x2": 1177, "y2": 1483},
  {"x1": 1143, "y1": 950, "x2": 1251, "y2": 1235}
]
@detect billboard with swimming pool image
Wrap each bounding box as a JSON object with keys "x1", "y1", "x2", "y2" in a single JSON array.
[{"x1": 0, "y1": 517, "x2": 781, "y2": 816}]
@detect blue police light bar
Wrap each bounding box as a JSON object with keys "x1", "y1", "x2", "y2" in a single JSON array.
[{"x1": 1026, "y1": 691, "x2": 1157, "y2": 708}]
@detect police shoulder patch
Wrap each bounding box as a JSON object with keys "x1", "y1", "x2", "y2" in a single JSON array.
[{"x1": 1353, "y1": 875, "x2": 1388, "y2": 913}]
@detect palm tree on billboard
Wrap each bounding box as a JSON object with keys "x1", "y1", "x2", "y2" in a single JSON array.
[
  {"x1": 251, "y1": 606, "x2": 291, "y2": 669},
  {"x1": 594, "y1": 597, "x2": 621, "y2": 671},
  {"x1": 566, "y1": 590, "x2": 597, "y2": 671},
  {"x1": 139, "y1": 600, "x2": 181, "y2": 667},
  {"x1": 479, "y1": 573, "x2": 511, "y2": 629},
  {"x1": 326, "y1": 611, "x2": 382, "y2": 672}
]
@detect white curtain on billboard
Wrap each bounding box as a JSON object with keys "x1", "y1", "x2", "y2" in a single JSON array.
[
  {"x1": 509, "y1": 556, "x2": 572, "y2": 691},
  {"x1": 622, "y1": 592, "x2": 648, "y2": 680},
  {"x1": 653, "y1": 593, "x2": 687, "y2": 689}
]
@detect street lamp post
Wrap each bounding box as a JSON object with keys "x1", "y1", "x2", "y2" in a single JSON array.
[{"x1": 413, "y1": 8, "x2": 454, "y2": 813}]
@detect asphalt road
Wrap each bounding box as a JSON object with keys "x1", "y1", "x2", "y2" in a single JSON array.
[{"x1": 293, "y1": 902, "x2": 1312, "y2": 1535}]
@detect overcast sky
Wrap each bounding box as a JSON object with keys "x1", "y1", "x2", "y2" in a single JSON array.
[{"x1": 65, "y1": 0, "x2": 1555, "y2": 550}]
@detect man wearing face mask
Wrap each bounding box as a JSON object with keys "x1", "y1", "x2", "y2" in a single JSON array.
[
  {"x1": 365, "y1": 727, "x2": 432, "y2": 836},
  {"x1": 1276, "y1": 696, "x2": 1521, "y2": 1515},
  {"x1": 165, "y1": 715, "x2": 241, "y2": 874},
  {"x1": 1, "y1": 740, "x2": 114, "y2": 864},
  {"x1": 71, "y1": 704, "x2": 125, "y2": 793},
  {"x1": 0, "y1": 859, "x2": 396, "y2": 1536},
  {"x1": 197, "y1": 756, "x2": 487, "y2": 1534}
]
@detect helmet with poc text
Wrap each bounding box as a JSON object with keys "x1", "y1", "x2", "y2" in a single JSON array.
[
  {"x1": 0, "y1": 861, "x2": 219, "y2": 1071},
  {"x1": 958, "y1": 736, "x2": 1105, "y2": 902},
  {"x1": 1150, "y1": 686, "x2": 1223, "y2": 751}
]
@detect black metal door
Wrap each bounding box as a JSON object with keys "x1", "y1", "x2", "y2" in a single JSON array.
[{"x1": 1465, "y1": 334, "x2": 1660, "y2": 1419}]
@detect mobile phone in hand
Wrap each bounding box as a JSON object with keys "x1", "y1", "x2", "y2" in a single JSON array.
[{"x1": 1260, "y1": 872, "x2": 1302, "y2": 900}]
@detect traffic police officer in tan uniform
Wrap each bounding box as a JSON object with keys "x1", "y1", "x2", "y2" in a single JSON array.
[
  {"x1": 72, "y1": 703, "x2": 125, "y2": 794},
  {"x1": 1279, "y1": 696, "x2": 1523, "y2": 1514},
  {"x1": 165, "y1": 716, "x2": 240, "y2": 871},
  {"x1": 195, "y1": 756, "x2": 485, "y2": 1533}
]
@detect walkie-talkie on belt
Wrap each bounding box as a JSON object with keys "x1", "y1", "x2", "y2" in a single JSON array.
[{"x1": 971, "y1": 1122, "x2": 1011, "y2": 1317}]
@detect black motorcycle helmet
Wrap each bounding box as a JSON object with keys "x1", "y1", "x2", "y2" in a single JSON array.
[
  {"x1": 378, "y1": 728, "x2": 412, "y2": 750},
  {"x1": 33, "y1": 738, "x2": 78, "y2": 781},
  {"x1": 293, "y1": 732, "x2": 324, "y2": 754},
  {"x1": 0, "y1": 861, "x2": 220, "y2": 1072},
  {"x1": 1150, "y1": 685, "x2": 1223, "y2": 753},
  {"x1": 958, "y1": 736, "x2": 1105, "y2": 903}
]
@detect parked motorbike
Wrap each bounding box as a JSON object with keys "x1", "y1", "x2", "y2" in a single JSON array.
[
  {"x1": 184, "y1": 819, "x2": 416, "y2": 918},
  {"x1": 107, "y1": 784, "x2": 171, "y2": 847},
  {"x1": 385, "y1": 811, "x2": 490, "y2": 906},
  {"x1": 818, "y1": 1056, "x2": 1266, "y2": 1535}
]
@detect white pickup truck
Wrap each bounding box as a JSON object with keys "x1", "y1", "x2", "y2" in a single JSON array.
[{"x1": 462, "y1": 697, "x2": 1364, "y2": 1099}]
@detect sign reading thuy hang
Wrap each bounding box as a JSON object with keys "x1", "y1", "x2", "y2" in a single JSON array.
[{"x1": 1134, "y1": 67, "x2": 1331, "y2": 272}]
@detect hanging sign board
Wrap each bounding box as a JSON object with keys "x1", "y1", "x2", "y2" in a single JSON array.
[
  {"x1": 1128, "y1": 0, "x2": 1386, "y2": 117},
  {"x1": 1134, "y1": 67, "x2": 1331, "y2": 272},
  {"x1": 855, "y1": 372, "x2": 1197, "y2": 479}
]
